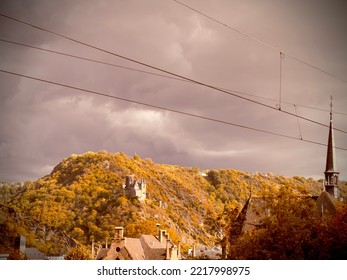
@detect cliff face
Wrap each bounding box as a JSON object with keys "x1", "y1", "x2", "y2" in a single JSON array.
[{"x1": 0, "y1": 151, "x2": 325, "y2": 255}]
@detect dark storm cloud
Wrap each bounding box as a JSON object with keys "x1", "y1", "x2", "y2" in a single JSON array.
[{"x1": 0, "y1": 0, "x2": 346, "y2": 182}]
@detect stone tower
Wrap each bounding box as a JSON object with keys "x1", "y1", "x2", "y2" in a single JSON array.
[{"x1": 123, "y1": 175, "x2": 146, "y2": 201}]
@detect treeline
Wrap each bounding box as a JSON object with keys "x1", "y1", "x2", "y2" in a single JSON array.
[
  {"x1": 227, "y1": 186, "x2": 347, "y2": 259},
  {"x1": 0, "y1": 151, "x2": 345, "y2": 259}
]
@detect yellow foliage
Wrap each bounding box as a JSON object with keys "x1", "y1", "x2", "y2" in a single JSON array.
[{"x1": 1, "y1": 151, "x2": 330, "y2": 257}]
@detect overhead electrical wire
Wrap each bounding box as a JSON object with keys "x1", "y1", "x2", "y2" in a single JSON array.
[
  {"x1": 294, "y1": 104, "x2": 303, "y2": 140},
  {"x1": 2, "y1": 13, "x2": 347, "y2": 137},
  {"x1": 0, "y1": 38, "x2": 189, "y2": 83},
  {"x1": 220, "y1": 87, "x2": 347, "y2": 116},
  {"x1": 2, "y1": 38, "x2": 347, "y2": 120},
  {"x1": 0, "y1": 13, "x2": 346, "y2": 134},
  {"x1": 1, "y1": 68, "x2": 346, "y2": 151},
  {"x1": 2, "y1": 37, "x2": 346, "y2": 117},
  {"x1": 172, "y1": 0, "x2": 347, "y2": 84},
  {"x1": 0, "y1": 16, "x2": 346, "y2": 135},
  {"x1": 278, "y1": 52, "x2": 285, "y2": 110}
]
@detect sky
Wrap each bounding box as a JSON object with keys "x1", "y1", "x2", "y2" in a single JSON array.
[{"x1": 0, "y1": 0, "x2": 346, "y2": 182}]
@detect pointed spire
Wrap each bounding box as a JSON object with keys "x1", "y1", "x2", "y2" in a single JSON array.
[
  {"x1": 325, "y1": 96, "x2": 337, "y2": 173},
  {"x1": 324, "y1": 96, "x2": 339, "y2": 198}
]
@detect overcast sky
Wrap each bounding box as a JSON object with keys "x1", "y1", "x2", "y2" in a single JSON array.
[{"x1": 0, "y1": 0, "x2": 346, "y2": 182}]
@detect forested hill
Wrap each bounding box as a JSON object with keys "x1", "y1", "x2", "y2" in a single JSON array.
[{"x1": 0, "y1": 151, "x2": 335, "y2": 256}]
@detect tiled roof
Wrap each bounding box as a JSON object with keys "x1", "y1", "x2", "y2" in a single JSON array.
[
  {"x1": 125, "y1": 238, "x2": 145, "y2": 260},
  {"x1": 241, "y1": 197, "x2": 265, "y2": 232},
  {"x1": 25, "y1": 247, "x2": 46, "y2": 260},
  {"x1": 316, "y1": 191, "x2": 336, "y2": 216},
  {"x1": 231, "y1": 196, "x2": 265, "y2": 237},
  {"x1": 141, "y1": 235, "x2": 167, "y2": 249},
  {"x1": 95, "y1": 248, "x2": 108, "y2": 260},
  {"x1": 101, "y1": 235, "x2": 169, "y2": 260},
  {"x1": 140, "y1": 235, "x2": 167, "y2": 260},
  {"x1": 100, "y1": 227, "x2": 180, "y2": 260},
  {"x1": 233, "y1": 191, "x2": 338, "y2": 238}
]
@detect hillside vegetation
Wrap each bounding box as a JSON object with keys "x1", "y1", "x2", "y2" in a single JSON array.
[{"x1": 0, "y1": 151, "x2": 340, "y2": 257}]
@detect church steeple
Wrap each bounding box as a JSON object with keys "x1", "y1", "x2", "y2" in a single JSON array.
[{"x1": 324, "y1": 96, "x2": 339, "y2": 198}]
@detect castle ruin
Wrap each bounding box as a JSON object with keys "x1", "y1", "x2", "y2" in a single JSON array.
[{"x1": 123, "y1": 175, "x2": 146, "y2": 201}]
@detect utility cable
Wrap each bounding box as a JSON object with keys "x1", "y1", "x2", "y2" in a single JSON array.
[
  {"x1": 0, "y1": 38, "x2": 189, "y2": 82},
  {"x1": 278, "y1": 52, "x2": 285, "y2": 110},
  {"x1": 220, "y1": 86, "x2": 347, "y2": 116},
  {"x1": 172, "y1": 0, "x2": 347, "y2": 84},
  {"x1": 1, "y1": 68, "x2": 346, "y2": 151},
  {"x1": 2, "y1": 37, "x2": 346, "y2": 117},
  {"x1": 0, "y1": 14, "x2": 346, "y2": 133},
  {"x1": 3, "y1": 36, "x2": 346, "y2": 117},
  {"x1": 294, "y1": 104, "x2": 303, "y2": 140}
]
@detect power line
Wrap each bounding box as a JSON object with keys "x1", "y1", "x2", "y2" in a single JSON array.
[
  {"x1": 3, "y1": 37, "x2": 346, "y2": 117},
  {"x1": 220, "y1": 87, "x2": 347, "y2": 116},
  {"x1": 0, "y1": 38, "x2": 189, "y2": 83},
  {"x1": 172, "y1": 0, "x2": 347, "y2": 84},
  {"x1": 1, "y1": 68, "x2": 346, "y2": 151},
  {"x1": 294, "y1": 104, "x2": 303, "y2": 140},
  {"x1": 0, "y1": 13, "x2": 346, "y2": 134},
  {"x1": 278, "y1": 52, "x2": 285, "y2": 110}
]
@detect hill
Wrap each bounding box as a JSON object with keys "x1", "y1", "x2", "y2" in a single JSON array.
[{"x1": 0, "y1": 151, "x2": 337, "y2": 256}]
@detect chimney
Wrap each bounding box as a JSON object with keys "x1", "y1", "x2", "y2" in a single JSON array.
[
  {"x1": 177, "y1": 241, "x2": 181, "y2": 259},
  {"x1": 156, "y1": 223, "x2": 160, "y2": 239},
  {"x1": 166, "y1": 239, "x2": 171, "y2": 260},
  {"x1": 114, "y1": 226, "x2": 124, "y2": 240},
  {"x1": 159, "y1": 230, "x2": 166, "y2": 243},
  {"x1": 192, "y1": 243, "x2": 196, "y2": 258}
]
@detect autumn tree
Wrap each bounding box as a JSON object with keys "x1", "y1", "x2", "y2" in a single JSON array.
[
  {"x1": 309, "y1": 203, "x2": 347, "y2": 259},
  {"x1": 229, "y1": 186, "x2": 320, "y2": 259},
  {"x1": 65, "y1": 245, "x2": 92, "y2": 260}
]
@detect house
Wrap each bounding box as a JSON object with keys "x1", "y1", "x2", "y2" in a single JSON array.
[
  {"x1": 13, "y1": 234, "x2": 65, "y2": 260},
  {"x1": 25, "y1": 247, "x2": 47, "y2": 260},
  {"x1": 95, "y1": 226, "x2": 181, "y2": 260},
  {"x1": 0, "y1": 254, "x2": 9, "y2": 260}
]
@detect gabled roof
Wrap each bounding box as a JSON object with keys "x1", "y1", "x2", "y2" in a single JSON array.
[
  {"x1": 140, "y1": 235, "x2": 167, "y2": 260},
  {"x1": 231, "y1": 196, "x2": 265, "y2": 237},
  {"x1": 241, "y1": 197, "x2": 265, "y2": 232},
  {"x1": 233, "y1": 191, "x2": 338, "y2": 238},
  {"x1": 100, "y1": 232, "x2": 177, "y2": 260},
  {"x1": 140, "y1": 235, "x2": 167, "y2": 249},
  {"x1": 125, "y1": 238, "x2": 146, "y2": 260},
  {"x1": 95, "y1": 248, "x2": 108, "y2": 260},
  {"x1": 316, "y1": 191, "x2": 336, "y2": 216},
  {"x1": 25, "y1": 247, "x2": 46, "y2": 260}
]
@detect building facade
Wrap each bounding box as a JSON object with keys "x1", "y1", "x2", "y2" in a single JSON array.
[{"x1": 96, "y1": 226, "x2": 181, "y2": 260}]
